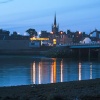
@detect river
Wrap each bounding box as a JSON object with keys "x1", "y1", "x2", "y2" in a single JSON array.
[{"x1": 0, "y1": 56, "x2": 100, "y2": 87}]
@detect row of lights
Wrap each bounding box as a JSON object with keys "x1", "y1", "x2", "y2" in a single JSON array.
[{"x1": 50, "y1": 31, "x2": 63, "y2": 34}]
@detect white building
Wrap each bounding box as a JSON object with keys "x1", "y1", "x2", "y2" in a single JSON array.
[{"x1": 80, "y1": 37, "x2": 91, "y2": 44}]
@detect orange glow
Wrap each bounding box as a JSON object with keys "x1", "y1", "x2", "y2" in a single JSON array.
[
  {"x1": 53, "y1": 39, "x2": 56, "y2": 44},
  {"x1": 53, "y1": 59, "x2": 56, "y2": 83},
  {"x1": 61, "y1": 32, "x2": 63, "y2": 34},
  {"x1": 51, "y1": 58, "x2": 56, "y2": 83},
  {"x1": 30, "y1": 37, "x2": 49, "y2": 41}
]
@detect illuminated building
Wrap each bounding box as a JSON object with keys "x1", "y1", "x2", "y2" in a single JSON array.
[
  {"x1": 30, "y1": 37, "x2": 49, "y2": 47},
  {"x1": 49, "y1": 14, "x2": 68, "y2": 45}
]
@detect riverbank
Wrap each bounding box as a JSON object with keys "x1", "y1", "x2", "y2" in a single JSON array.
[
  {"x1": 0, "y1": 46, "x2": 53, "y2": 56},
  {"x1": 0, "y1": 79, "x2": 100, "y2": 100}
]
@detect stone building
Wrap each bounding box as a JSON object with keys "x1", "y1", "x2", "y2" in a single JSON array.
[
  {"x1": 39, "y1": 14, "x2": 72, "y2": 45},
  {"x1": 49, "y1": 14, "x2": 68, "y2": 45}
]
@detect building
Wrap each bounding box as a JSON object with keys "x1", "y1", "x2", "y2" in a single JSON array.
[
  {"x1": 49, "y1": 14, "x2": 68, "y2": 45},
  {"x1": 39, "y1": 14, "x2": 72, "y2": 45},
  {"x1": 52, "y1": 13, "x2": 59, "y2": 34},
  {"x1": 80, "y1": 37, "x2": 91, "y2": 44},
  {"x1": 89, "y1": 29, "x2": 100, "y2": 42},
  {"x1": 0, "y1": 29, "x2": 10, "y2": 40},
  {"x1": 30, "y1": 37, "x2": 49, "y2": 47},
  {"x1": 40, "y1": 31, "x2": 49, "y2": 38}
]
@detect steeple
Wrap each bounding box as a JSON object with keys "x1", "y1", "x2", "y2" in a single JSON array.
[
  {"x1": 52, "y1": 13, "x2": 59, "y2": 34},
  {"x1": 54, "y1": 13, "x2": 56, "y2": 27}
]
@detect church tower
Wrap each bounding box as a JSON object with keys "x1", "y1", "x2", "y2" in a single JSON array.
[{"x1": 52, "y1": 13, "x2": 59, "y2": 34}]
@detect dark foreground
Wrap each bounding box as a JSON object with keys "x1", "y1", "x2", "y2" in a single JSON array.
[{"x1": 0, "y1": 79, "x2": 100, "y2": 100}]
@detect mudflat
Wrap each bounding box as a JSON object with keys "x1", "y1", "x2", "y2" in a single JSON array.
[{"x1": 0, "y1": 78, "x2": 100, "y2": 100}]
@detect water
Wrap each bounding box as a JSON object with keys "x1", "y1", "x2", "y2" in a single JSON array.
[{"x1": 0, "y1": 56, "x2": 100, "y2": 87}]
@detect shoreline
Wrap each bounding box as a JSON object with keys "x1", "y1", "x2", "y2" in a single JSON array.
[{"x1": 0, "y1": 78, "x2": 100, "y2": 100}]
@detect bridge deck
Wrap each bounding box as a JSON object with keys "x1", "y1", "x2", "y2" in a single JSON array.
[
  {"x1": 70, "y1": 45, "x2": 100, "y2": 48},
  {"x1": 57, "y1": 43, "x2": 100, "y2": 49}
]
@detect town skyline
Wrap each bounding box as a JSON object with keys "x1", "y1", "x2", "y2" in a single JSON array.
[{"x1": 0, "y1": 0, "x2": 100, "y2": 34}]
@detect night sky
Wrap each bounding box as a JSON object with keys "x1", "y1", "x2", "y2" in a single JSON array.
[{"x1": 0, "y1": 0, "x2": 100, "y2": 35}]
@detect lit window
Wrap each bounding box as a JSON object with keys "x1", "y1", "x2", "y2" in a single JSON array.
[{"x1": 50, "y1": 32, "x2": 53, "y2": 34}]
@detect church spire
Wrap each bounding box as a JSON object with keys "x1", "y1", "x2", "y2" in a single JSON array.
[
  {"x1": 54, "y1": 13, "x2": 56, "y2": 27},
  {"x1": 52, "y1": 13, "x2": 59, "y2": 34}
]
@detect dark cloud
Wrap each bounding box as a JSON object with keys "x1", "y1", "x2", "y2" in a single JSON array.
[{"x1": 0, "y1": 0, "x2": 14, "y2": 4}]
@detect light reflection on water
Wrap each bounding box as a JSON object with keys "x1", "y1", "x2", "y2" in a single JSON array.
[{"x1": 0, "y1": 56, "x2": 100, "y2": 86}]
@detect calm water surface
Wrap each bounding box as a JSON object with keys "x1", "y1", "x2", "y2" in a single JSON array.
[{"x1": 0, "y1": 56, "x2": 100, "y2": 87}]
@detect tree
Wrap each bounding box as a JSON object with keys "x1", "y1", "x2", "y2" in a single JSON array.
[
  {"x1": 26, "y1": 28, "x2": 37, "y2": 37},
  {"x1": 0, "y1": 29, "x2": 10, "y2": 36},
  {"x1": 12, "y1": 31, "x2": 17, "y2": 36},
  {"x1": 67, "y1": 29, "x2": 71, "y2": 34},
  {"x1": 0, "y1": 29, "x2": 3, "y2": 34}
]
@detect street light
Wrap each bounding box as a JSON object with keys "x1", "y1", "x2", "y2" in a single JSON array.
[
  {"x1": 50, "y1": 32, "x2": 53, "y2": 34},
  {"x1": 79, "y1": 31, "x2": 81, "y2": 34}
]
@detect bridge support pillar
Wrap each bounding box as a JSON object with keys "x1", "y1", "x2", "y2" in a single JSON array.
[
  {"x1": 79, "y1": 49, "x2": 81, "y2": 60},
  {"x1": 88, "y1": 48, "x2": 90, "y2": 61},
  {"x1": 98, "y1": 49, "x2": 100, "y2": 60}
]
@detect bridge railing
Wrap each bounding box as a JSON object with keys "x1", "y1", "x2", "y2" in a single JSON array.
[{"x1": 56, "y1": 43, "x2": 100, "y2": 46}]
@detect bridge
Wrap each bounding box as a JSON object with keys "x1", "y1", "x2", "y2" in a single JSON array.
[
  {"x1": 45, "y1": 43, "x2": 100, "y2": 59},
  {"x1": 69, "y1": 43, "x2": 100, "y2": 49},
  {"x1": 57, "y1": 43, "x2": 100, "y2": 48}
]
